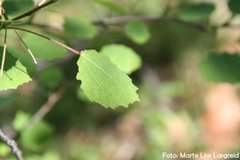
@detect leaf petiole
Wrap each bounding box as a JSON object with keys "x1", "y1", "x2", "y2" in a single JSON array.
[
  {"x1": 0, "y1": 28, "x2": 7, "y2": 77},
  {"x1": 7, "y1": 26, "x2": 80, "y2": 55},
  {"x1": 13, "y1": 29, "x2": 38, "y2": 64}
]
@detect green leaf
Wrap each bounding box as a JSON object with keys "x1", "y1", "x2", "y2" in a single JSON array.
[
  {"x1": 95, "y1": 0, "x2": 126, "y2": 14},
  {"x1": 3, "y1": 0, "x2": 34, "y2": 15},
  {"x1": 20, "y1": 121, "x2": 53, "y2": 151},
  {"x1": 124, "y1": 20, "x2": 151, "y2": 44},
  {"x1": 13, "y1": 111, "x2": 30, "y2": 131},
  {"x1": 228, "y1": 0, "x2": 240, "y2": 14},
  {"x1": 8, "y1": 47, "x2": 36, "y2": 75},
  {"x1": 22, "y1": 33, "x2": 68, "y2": 61},
  {"x1": 199, "y1": 53, "x2": 240, "y2": 83},
  {"x1": 178, "y1": 3, "x2": 215, "y2": 21},
  {"x1": 42, "y1": 151, "x2": 60, "y2": 160},
  {"x1": 100, "y1": 44, "x2": 142, "y2": 74},
  {"x1": 64, "y1": 17, "x2": 98, "y2": 39},
  {"x1": 0, "y1": 143, "x2": 11, "y2": 157},
  {"x1": 0, "y1": 49, "x2": 32, "y2": 91},
  {"x1": 76, "y1": 50, "x2": 139, "y2": 108}
]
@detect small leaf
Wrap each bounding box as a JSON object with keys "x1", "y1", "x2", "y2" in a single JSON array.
[
  {"x1": 0, "y1": 143, "x2": 11, "y2": 157},
  {"x1": 64, "y1": 17, "x2": 98, "y2": 39},
  {"x1": 199, "y1": 53, "x2": 240, "y2": 83},
  {"x1": 3, "y1": 0, "x2": 34, "y2": 15},
  {"x1": 228, "y1": 0, "x2": 240, "y2": 14},
  {"x1": 178, "y1": 3, "x2": 215, "y2": 21},
  {"x1": 0, "y1": 49, "x2": 32, "y2": 91},
  {"x1": 20, "y1": 121, "x2": 53, "y2": 151},
  {"x1": 76, "y1": 50, "x2": 139, "y2": 108},
  {"x1": 23, "y1": 33, "x2": 68, "y2": 61},
  {"x1": 95, "y1": 0, "x2": 126, "y2": 14},
  {"x1": 13, "y1": 111, "x2": 30, "y2": 131},
  {"x1": 124, "y1": 20, "x2": 151, "y2": 44},
  {"x1": 100, "y1": 44, "x2": 142, "y2": 74},
  {"x1": 42, "y1": 151, "x2": 60, "y2": 160}
]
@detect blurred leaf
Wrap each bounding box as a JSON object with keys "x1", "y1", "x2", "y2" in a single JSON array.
[
  {"x1": 70, "y1": 143, "x2": 100, "y2": 160},
  {"x1": 0, "y1": 49, "x2": 32, "y2": 91},
  {"x1": 25, "y1": 155, "x2": 41, "y2": 160},
  {"x1": 76, "y1": 50, "x2": 139, "y2": 108},
  {"x1": 20, "y1": 121, "x2": 54, "y2": 151},
  {"x1": 38, "y1": 67, "x2": 64, "y2": 90},
  {"x1": 0, "y1": 143, "x2": 11, "y2": 157},
  {"x1": 199, "y1": 53, "x2": 240, "y2": 83},
  {"x1": 13, "y1": 111, "x2": 30, "y2": 131},
  {"x1": 178, "y1": 3, "x2": 215, "y2": 21},
  {"x1": 124, "y1": 20, "x2": 151, "y2": 44},
  {"x1": 64, "y1": 17, "x2": 98, "y2": 39},
  {"x1": 22, "y1": 33, "x2": 68, "y2": 61},
  {"x1": 228, "y1": 0, "x2": 240, "y2": 14},
  {"x1": 42, "y1": 151, "x2": 60, "y2": 160},
  {"x1": 95, "y1": 0, "x2": 126, "y2": 14},
  {"x1": 3, "y1": 0, "x2": 34, "y2": 15},
  {"x1": 100, "y1": 44, "x2": 142, "y2": 74}
]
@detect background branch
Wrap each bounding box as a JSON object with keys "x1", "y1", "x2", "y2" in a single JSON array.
[
  {"x1": 93, "y1": 15, "x2": 207, "y2": 31},
  {"x1": 25, "y1": 89, "x2": 64, "y2": 130}
]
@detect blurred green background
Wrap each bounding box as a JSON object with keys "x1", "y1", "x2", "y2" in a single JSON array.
[{"x1": 1, "y1": 0, "x2": 240, "y2": 159}]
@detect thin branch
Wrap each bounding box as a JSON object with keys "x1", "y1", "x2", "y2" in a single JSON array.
[
  {"x1": 0, "y1": 28, "x2": 7, "y2": 77},
  {"x1": 0, "y1": 129, "x2": 23, "y2": 160},
  {"x1": 38, "y1": 0, "x2": 48, "y2": 7},
  {"x1": 93, "y1": 15, "x2": 207, "y2": 31},
  {"x1": 25, "y1": 89, "x2": 64, "y2": 130},
  {"x1": 7, "y1": 27, "x2": 80, "y2": 55},
  {"x1": 12, "y1": 0, "x2": 58, "y2": 21}
]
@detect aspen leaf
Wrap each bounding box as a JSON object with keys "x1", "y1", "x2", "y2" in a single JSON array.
[
  {"x1": 76, "y1": 50, "x2": 139, "y2": 108},
  {"x1": 0, "y1": 49, "x2": 32, "y2": 91}
]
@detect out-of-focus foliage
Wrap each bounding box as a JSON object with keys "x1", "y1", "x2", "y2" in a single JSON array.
[
  {"x1": 64, "y1": 17, "x2": 98, "y2": 39},
  {"x1": 124, "y1": 20, "x2": 151, "y2": 44},
  {"x1": 22, "y1": 33, "x2": 68, "y2": 60},
  {"x1": 199, "y1": 53, "x2": 240, "y2": 83},
  {"x1": 100, "y1": 44, "x2": 142, "y2": 74},
  {"x1": 1, "y1": 0, "x2": 240, "y2": 159},
  {"x1": 177, "y1": 2, "x2": 215, "y2": 21},
  {"x1": 228, "y1": 0, "x2": 240, "y2": 14}
]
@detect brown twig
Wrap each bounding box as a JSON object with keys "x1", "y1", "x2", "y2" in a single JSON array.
[
  {"x1": 0, "y1": 129, "x2": 23, "y2": 160},
  {"x1": 93, "y1": 15, "x2": 207, "y2": 31},
  {"x1": 7, "y1": 26, "x2": 80, "y2": 55},
  {"x1": 25, "y1": 89, "x2": 64, "y2": 130},
  {"x1": 12, "y1": 0, "x2": 58, "y2": 21}
]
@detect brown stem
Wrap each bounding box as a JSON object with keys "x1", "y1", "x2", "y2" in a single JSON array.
[
  {"x1": 93, "y1": 15, "x2": 207, "y2": 31},
  {"x1": 25, "y1": 89, "x2": 64, "y2": 130},
  {"x1": 7, "y1": 26, "x2": 80, "y2": 55}
]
